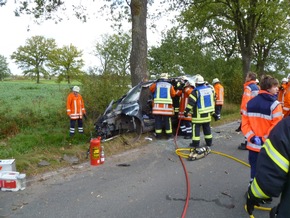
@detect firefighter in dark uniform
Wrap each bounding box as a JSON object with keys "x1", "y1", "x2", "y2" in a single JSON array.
[
  {"x1": 149, "y1": 73, "x2": 176, "y2": 139},
  {"x1": 184, "y1": 74, "x2": 215, "y2": 147},
  {"x1": 246, "y1": 116, "x2": 290, "y2": 218}
]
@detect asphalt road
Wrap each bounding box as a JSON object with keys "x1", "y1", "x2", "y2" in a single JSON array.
[{"x1": 0, "y1": 121, "x2": 277, "y2": 218}]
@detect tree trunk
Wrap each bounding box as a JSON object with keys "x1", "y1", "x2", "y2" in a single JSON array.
[
  {"x1": 241, "y1": 49, "x2": 252, "y2": 80},
  {"x1": 36, "y1": 70, "x2": 40, "y2": 84},
  {"x1": 130, "y1": 0, "x2": 148, "y2": 87}
]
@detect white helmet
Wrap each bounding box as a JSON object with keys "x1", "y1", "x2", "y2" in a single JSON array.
[
  {"x1": 212, "y1": 78, "x2": 220, "y2": 84},
  {"x1": 195, "y1": 74, "x2": 205, "y2": 84},
  {"x1": 160, "y1": 73, "x2": 168, "y2": 79},
  {"x1": 72, "y1": 86, "x2": 80, "y2": 93},
  {"x1": 185, "y1": 77, "x2": 195, "y2": 87},
  {"x1": 282, "y1": 78, "x2": 287, "y2": 83},
  {"x1": 180, "y1": 75, "x2": 188, "y2": 81}
]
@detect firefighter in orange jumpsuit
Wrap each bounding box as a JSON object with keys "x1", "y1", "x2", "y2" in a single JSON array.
[
  {"x1": 175, "y1": 77, "x2": 195, "y2": 139},
  {"x1": 281, "y1": 75, "x2": 290, "y2": 117},
  {"x1": 277, "y1": 77, "x2": 287, "y2": 106},
  {"x1": 149, "y1": 73, "x2": 176, "y2": 139},
  {"x1": 242, "y1": 75, "x2": 283, "y2": 187},
  {"x1": 66, "y1": 86, "x2": 86, "y2": 136},
  {"x1": 212, "y1": 78, "x2": 224, "y2": 121},
  {"x1": 238, "y1": 72, "x2": 260, "y2": 150}
]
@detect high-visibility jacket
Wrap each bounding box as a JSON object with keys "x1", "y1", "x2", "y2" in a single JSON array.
[
  {"x1": 186, "y1": 84, "x2": 215, "y2": 123},
  {"x1": 242, "y1": 90, "x2": 283, "y2": 152},
  {"x1": 240, "y1": 81, "x2": 259, "y2": 116},
  {"x1": 213, "y1": 83, "x2": 224, "y2": 105},
  {"x1": 248, "y1": 116, "x2": 290, "y2": 218},
  {"x1": 176, "y1": 86, "x2": 194, "y2": 121},
  {"x1": 282, "y1": 83, "x2": 290, "y2": 116},
  {"x1": 173, "y1": 82, "x2": 183, "y2": 114},
  {"x1": 149, "y1": 80, "x2": 176, "y2": 116},
  {"x1": 66, "y1": 92, "x2": 86, "y2": 120},
  {"x1": 277, "y1": 83, "x2": 287, "y2": 106}
]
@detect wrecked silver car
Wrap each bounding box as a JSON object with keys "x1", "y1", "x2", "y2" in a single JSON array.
[
  {"x1": 94, "y1": 81, "x2": 156, "y2": 142},
  {"x1": 94, "y1": 78, "x2": 185, "y2": 142}
]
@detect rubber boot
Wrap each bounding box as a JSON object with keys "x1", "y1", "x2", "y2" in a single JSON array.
[
  {"x1": 189, "y1": 140, "x2": 199, "y2": 148},
  {"x1": 205, "y1": 138, "x2": 212, "y2": 147}
]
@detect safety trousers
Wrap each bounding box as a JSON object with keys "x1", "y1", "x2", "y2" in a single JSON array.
[
  {"x1": 191, "y1": 122, "x2": 212, "y2": 147},
  {"x1": 248, "y1": 150, "x2": 259, "y2": 180},
  {"x1": 180, "y1": 120, "x2": 192, "y2": 136},
  {"x1": 215, "y1": 105, "x2": 223, "y2": 119},
  {"x1": 70, "y1": 119, "x2": 84, "y2": 136},
  {"x1": 154, "y1": 115, "x2": 172, "y2": 135}
]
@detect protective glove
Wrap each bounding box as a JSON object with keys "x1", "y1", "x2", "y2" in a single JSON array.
[
  {"x1": 184, "y1": 108, "x2": 190, "y2": 117},
  {"x1": 250, "y1": 136, "x2": 263, "y2": 145},
  {"x1": 83, "y1": 114, "x2": 87, "y2": 120},
  {"x1": 246, "y1": 195, "x2": 260, "y2": 216}
]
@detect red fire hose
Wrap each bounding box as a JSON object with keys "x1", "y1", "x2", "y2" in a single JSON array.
[{"x1": 174, "y1": 118, "x2": 190, "y2": 218}]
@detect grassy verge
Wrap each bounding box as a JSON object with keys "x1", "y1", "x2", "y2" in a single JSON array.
[{"x1": 0, "y1": 80, "x2": 240, "y2": 176}]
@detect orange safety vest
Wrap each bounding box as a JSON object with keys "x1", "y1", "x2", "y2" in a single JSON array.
[
  {"x1": 66, "y1": 92, "x2": 86, "y2": 120},
  {"x1": 213, "y1": 83, "x2": 224, "y2": 105},
  {"x1": 149, "y1": 81, "x2": 176, "y2": 116}
]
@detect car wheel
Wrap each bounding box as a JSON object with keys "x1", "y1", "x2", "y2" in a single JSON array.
[{"x1": 120, "y1": 117, "x2": 143, "y2": 144}]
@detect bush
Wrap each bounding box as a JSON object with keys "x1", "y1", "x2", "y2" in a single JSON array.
[{"x1": 81, "y1": 73, "x2": 131, "y2": 120}]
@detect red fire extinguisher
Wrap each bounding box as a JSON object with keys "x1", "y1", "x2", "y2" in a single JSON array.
[{"x1": 90, "y1": 137, "x2": 102, "y2": 166}]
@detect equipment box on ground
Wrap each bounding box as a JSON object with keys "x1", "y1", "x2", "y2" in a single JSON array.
[
  {"x1": 0, "y1": 159, "x2": 16, "y2": 172},
  {"x1": 0, "y1": 171, "x2": 26, "y2": 191}
]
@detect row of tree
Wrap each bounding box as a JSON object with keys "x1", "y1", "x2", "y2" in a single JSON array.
[
  {"x1": 1, "y1": 1, "x2": 290, "y2": 104},
  {"x1": 9, "y1": 36, "x2": 84, "y2": 84}
]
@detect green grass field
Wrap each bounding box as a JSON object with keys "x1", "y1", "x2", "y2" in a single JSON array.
[
  {"x1": 0, "y1": 80, "x2": 240, "y2": 176},
  {"x1": 0, "y1": 80, "x2": 94, "y2": 175}
]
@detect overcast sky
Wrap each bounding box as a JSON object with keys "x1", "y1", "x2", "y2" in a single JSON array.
[{"x1": 0, "y1": 1, "x2": 175, "y2": 75}]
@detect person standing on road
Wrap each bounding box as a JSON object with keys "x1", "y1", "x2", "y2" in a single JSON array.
[
  {"x1": 212, "y1": 78, "x2": 224, "y2": 121},
  {"x1": 66, "y1": 86, "x2": 86, "y2": 136},
  {"x1": 176, "y1": 77, "x2": 195, "y2": 139},
  {"x1": 242, "y1": 75, "x2": 283, "y2": 187},
  {"x1": 246, "y1": 116, "x2": 290, "y2": 218},
  {"x1": 149, "y1": 73, "x2": 176, "y2": 139},
  {"x1": 238, "y1": 72, "x2": 260, "y2": 150},
  {"x1": 184, "y1": 74, "x2": 215, "y2": 147}
]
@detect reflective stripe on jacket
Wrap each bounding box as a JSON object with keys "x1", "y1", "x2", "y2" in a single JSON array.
[
  {"x1": 195, "y1": 85, "x2": 215, "y2": 114},
  {"x1": 240, "y1": 81, "x2": 259, "y2": 116},
  {"x1": 186, "y1": 85, "x2": 214, "y2": 123},
  {"x1": 149, "y1": 80, "x2": 176, "y2": 116},
  {"x1": 66, "y1": 92, "x2": 86, "y2": 120},
  {"x1": 242, "y1": 90, "x2": 283, "y2": 152},
  {"x1": 177, "y1": 86, "x2": 193, "y2": 121},
  {"x1": 248, "y1": 117, "x2": 290, "y2": 218},
  {"x1": 213, "y1": 83, "x2": 224, "y2": 105}
]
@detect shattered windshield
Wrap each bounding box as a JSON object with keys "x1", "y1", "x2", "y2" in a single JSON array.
[{"x1": 121, "y1": 84, "x2": 141, "y2": 103}]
